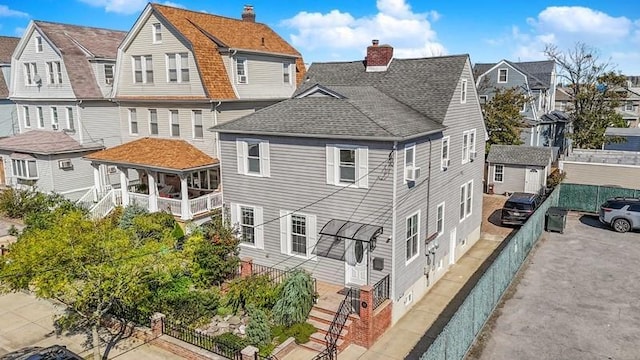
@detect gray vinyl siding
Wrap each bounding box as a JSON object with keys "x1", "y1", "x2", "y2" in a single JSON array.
[
  {"x1": 489, "y1": 164, "x2": 547, "y2": 195},
  {"x1": 49, "y1": 152, "x2": 99, "y2": 193},
  {"x1": 12, "y1": 29, "x2": 76, "y2": 99},
  {"x1": 15, "y1": 101, "x2": 76, "y2": 133},
  {"x1": 224, "y1": 52, "x2": 298, "y2": 99},
  {"x1": 0, "y1": 101, "x2": 18, "y2": 137},
  {"x1": 605, "y1": 136, "x2": 640, "y2": 152},
  {"x1": 477, "y1": 62, "x2": 535, "y2": 119},
  {"x1": 79, "y1": 101, "x2": 122, "y2": 148},
  {"x1": 117, "y1": 13, "x2": 205, "y2": 98},
  {"x1": 561, "y1": 162, "x2": 640, "y2": 189},
  {"x1": 219, "y1": 134, "x2": 394, "y2": 286},
  {"x1": 91, "y1": 60, "x2": 117, "y2": 98},
  {"x1": 393, "y1": 59, "x2": 485, "y2": 300}
]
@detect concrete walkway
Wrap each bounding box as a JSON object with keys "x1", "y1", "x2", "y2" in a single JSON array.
[
  {"x1": 0, "y1": 292, "x2": 182, "y2": 359},
  {"x1": 344, "y1": 239, "x2": 501, "y2": 360}
]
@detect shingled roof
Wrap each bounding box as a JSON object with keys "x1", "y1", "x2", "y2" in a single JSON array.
[
  {"x1": 487, "y1": 145, "x2": 553, "y2": 167},
  {"x1": 0, "y1": 130, "x2": 104, "y2": 155},
  {"x1": 214, "y1": 55, "x2": 468, "y2": 140},
  {"x1": 0, "y1": 36, "x2": 19, "y2": 64},
  {"x1": 474, "y1": 60, "x2": 555, "y2": 89},
  {"x1": 32, "y1": 21, "x2": 126, "y2": 99},
  {"x1": 151, "y1": 4, "x2": 305, "y2": 100}
]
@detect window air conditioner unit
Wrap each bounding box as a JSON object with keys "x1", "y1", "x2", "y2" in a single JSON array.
[
  {"x1": 238, "y1": 75, "x2": 247, "y2": 84},
  {"x1": 106, "y1": 78, "x2": 113, "y2": 85},
  {"x1": 442, "y1": 158, "x2": 450, "y2": 169},
  {"x1": 58, "y1": 159, "x2": 73, "y2": 169},
  {"x1": 405, "y1": 167, "x2": 420, "y2": 182},
  {"x1": 52, "y1": 123, "x2": 59, "y2": 130},
  {"x1": 469, "y1": 150, "x2": 477, "y2": 161}
]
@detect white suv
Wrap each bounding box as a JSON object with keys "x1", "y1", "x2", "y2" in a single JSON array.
[{"x1": 599, "y1": 197, "x2": 640, "y2": 233}]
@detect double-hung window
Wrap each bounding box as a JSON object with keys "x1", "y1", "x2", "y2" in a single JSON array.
[
  {"x1": 230, "y1": 203, "x2": 264, "y2": 248},
  {"x1": 12, "y1": 158, "x2": 38, "y2": 180},
  {"x1": 462, "y1": 129, "x2": 476, "y2": 163},
  {"x1": 625, "y1": 101, "x2": 634, "y2": 111},
  {"x1": 46, "y1": 61, "x2": 62, "y2": 84},
  {"x1": 326, "y1": 145, "x2": 368, "y2": 188},
  {"x1": 149, "y1": 109, "x2": 158, "y2": 135},
  {"x1": 23, "y1": 106, "x2": 30, "y2": 128},
  {"x1": 441, "y1": 136, "x2": 450, "y2": 170},
  {"x1": 236, "y1": 57, "x2": 247, "y2": 84},
  {"x1": 498, "y1": 68, "x2": 508, "y2": 83},
  {"x1": 167, "y1": 53, "x2": 189, "y2": 83},
  {"x1": 133, "y1": 55, "x2": 153, "y2": 83},
  {"x1": 280, "y1": 211, "x2": 317, "y2": 259},
  {"x1": 152, "y1": 23, "x2": 162, "y2": 43},
  {"x1": 192, "y1": 110, "x2": 203, "y2": 139},
  {"x1": 406, "y1": 211, "x2": 420, "y2": 262},
  {"x1": 66, "y1": 107, "x2": 75, "y2": 131},
  {"x1": 37, "y1": 107, "x2": 44, "y2": 128},
  {"x1": 460, "y1": 79, "x2": 467, "y2": 103},
  {"x1": 51, "y1": 107, "x2": 58, "y2": 128},
  {"x1": 236, "y1": 139, "x2": 270, "y2": 177},
  {"x1": 404, "y1": 143, "x2": 417, "y2": 182},
  {"x1": 35, "y1": 36, "x2": 43, "y2": 53},
  {"x1": 24, "y1": 63, "x2": 38, "y2": 85},
  {"x1": 241, "y1": 207, "x2": 256, "y2": 244},
  {"x1": 283, "y1": 62, "x2": 291, "y2": 84},
  {"x1": 170, "y1": 110, "x2": 180, "y2": 136},
  {"x1": 128, "y1": 108, "x2": 138, "y2": 135},
  {"x1": 436, "y1": 203, "x2": 445, "y2": 236},
  {"x1": 104, "y1": 64, "x2": 114, "y2": 85},
  {"x1": 494, "y1": 164, "x2": 504, "y2": 182},
  {"x1": 460, "y1": 180, "x2": 473, "y2": 221}
]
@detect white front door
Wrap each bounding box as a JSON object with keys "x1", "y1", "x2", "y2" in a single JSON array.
[
  {"x1": 449, "y1": 227, "x2": 457, "y2": 265},
  {"x1": 525, "y1": 167, "x2": 541, "y2": 193},
  {"x1": 345, "y1": 239, "x2": 367, "y2": 286}
]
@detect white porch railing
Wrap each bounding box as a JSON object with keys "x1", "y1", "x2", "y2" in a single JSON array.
[
  {"x1": 158, "y1": 197, "x2": 182, "y2": 216},
  {"x1": 190, "y1": 192, "x2": 223, "y2": 216},
  {"x1": 129, "y1": 192, "x2": 149, "y2": 208},
  {"x1": 89, "y1": 189, "x2": 117, "y2": 219},
  {"x1": 75, "y1": 187, "x2": 96, "y2": 209}
]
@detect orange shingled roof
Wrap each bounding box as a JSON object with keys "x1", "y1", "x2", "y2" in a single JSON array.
[
  {"x1": 85, "y1": 137, "x2": 218, "y2": 171},
  {"x1": 152, "y1": 4, "x2": 306, "y2": 99}
]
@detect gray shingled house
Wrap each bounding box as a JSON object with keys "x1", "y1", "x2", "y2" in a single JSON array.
[
  {"x1": 0, "y1": 36, "x2": 20, "y2": 138},
  {"x1": 486, "y1": 145, "x2": 553, "y2": 195},
  {"x1": 212, "y1": 41, "x2": 486, "y2": 324}
]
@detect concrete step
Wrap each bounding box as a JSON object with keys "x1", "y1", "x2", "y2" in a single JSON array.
[
  {"x1": 306, "y1": 319, "x2": 350, "y2": 340},
  {"x1": 310, "y1": 332, "x2": 345, "y2": 349},
  {"x1": 312, "y1": 302, "x2": 340, "y2": 316},
  {"x1": 308, "y1": 309, "x2": 353, "y2": 327},
  {"x1": 300, "y1": 338, "x2": 326, "y2": 353}
]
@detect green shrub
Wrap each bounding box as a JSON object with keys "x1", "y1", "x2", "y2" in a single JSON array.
[
  {"x1": 272, "y1": 322, "x2": 316, "y2": 344},
  {"x1": 272, "y1": 270, "x2": 314, "y2": 326},
  {"x1": 246, "y1": 305, "x2": 271, "y2": 348},
  {"x1": 117, "y1": 203, "x2": 148, "y2": 229},
  {"x1": 216, "y1": 306, "x2": 233, "y2": 317},
  {"x1": 224, "y1": 275, "x2": 282, "y2": 313},
  {"x1": 214, "y1": 332, "x2": 249, "y2": 351}
]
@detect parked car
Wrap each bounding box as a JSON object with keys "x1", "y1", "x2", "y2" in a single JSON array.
[
  {"x1": 599, "y1": 197, "x2": 640, "y2": 233},
  {"x1": 501, "y1": 192, "x2": 542, "y2": 226},
  {"x1": 0, "y1": 345, "x2": 83, "y2": 360}
]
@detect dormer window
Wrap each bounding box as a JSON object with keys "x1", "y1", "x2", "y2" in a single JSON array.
[
  {"x1": 236, "y1": 57, "x2": 247, "y2": 84},
  {"x1": 152, "y1": 23, "x2": 162, "y2": 44},
  {"x1": 35, "y1": 36, "x2": 43, "y2": 53},
  {"x1": 283, "y1": 62, "x2": 291, "y2": 84},
  {"x1": 498, "y1": 68, "x2": 508, "y2": 83},
  {"x1": 104, "y1": 64, "x2": 114, "y2": 85}
]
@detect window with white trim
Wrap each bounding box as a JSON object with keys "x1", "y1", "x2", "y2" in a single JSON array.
[
  {"x1": 23, "y1": 106, "x2": 30, "y2": 128},
  {"x1": 625, "y1": 101, "x2": 634, "y2": 111},
  {"x1": 460, "y1": 180, "x2": 473, "y2": 220},
  {"x1": 441, "y1": 136, "x2": 450, "y2": 170},
  {"x1": 236, "y1": 139, "x2": 270, "y2": 177},
  {"x1": 35, "y1": 36, "x2": 43, "y2": 53},
  {"x1": 280, "y1": 211, "x2": 317, "y2": 259},
  {"x1": 152, "y1": 23, "x2": 162, "y2": 43},
  {"x1": 406, "y1": 211, "x2": 420, "y2": 262},
  {"x1": 498, "y1": 68, "x2": 508, "y2": 83},
  {"x1": 462, "y1": 129, "x2": 476, "y2": 163},
  {"x1": 188, "y1": 169, "x2": 219, "y2": 190},
  {"x1": 494, "y1": 164, "x2": 504, "y2": 182},
  {"x1": 24, "y1": 63, "x2": 38, "y2": 85},
  {"x1": 479, "y1": 95, "x2": 488, "y2": 104},
  {"x1": 461, "y1": 79, "x2": 467, "y2": 103},
  {"x1": 167, "y1": 53, "x2": 189, "y2": 83},
  {"x1": 128, "y1": 108, "x2": 138, "y2": 135},
  {"x1": 149, "y1": 109, "x2": 158, "y2": 135},
  {"x1": 240, "y1": 206, "x2": 256, "y2": 244},
  {"x1": 326, "y1": 145, "x2": 368, "y2": 188},
  {"x1": 192, "y1": 110, "x2": 203, "y2": 139},
  {"x1": 12, "y1": 159, "x2": 38, "y2": 179},
  {"x1": 66, "y1": 107, "x2": 75, "y2": 131},
  {"x1": 231, "y1": 204, "x2": 264, "y2": 248},
  {"x1": 51, "y1": 107, "x2": 58, "y2": 128},
  {"x1": 133, "y1": 55, "x2": 153, "y2": 83},
  {"x1": 37, "y1": 107, "x2": 44, "y2": 128},
  {"x1": 404, "y1": 143, "x2": 416, "y2": 182},
  {"x1": 436, "y1": 203, "x2": 445, "y2": 236},
  {"x1": 170, "y1": 110, "x2": 179, "y2": 136},
  {"x1": 46, "y1": 61, "x2": 62, "y2": 84},
  {"x1": 283, "y1": 62, "x2": 291, "y2": 84},
  {"x1": 236, "y1": 57, "x2": 247, "y2": 84},
  {"x1": 104, "y1": 64, "x2": 114, "y2": 85}
]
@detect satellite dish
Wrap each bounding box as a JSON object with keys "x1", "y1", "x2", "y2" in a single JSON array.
[{"x1": 33, "y1": 74, "x2": 42, "y2": 85}]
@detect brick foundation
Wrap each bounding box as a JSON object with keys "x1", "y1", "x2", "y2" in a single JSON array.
[
  {"x1": 350, "y1": 286, "x2": 393, "y2": 348},
  {"x1": 240, "y1": 257, "x2": 253, "y2": 277}
]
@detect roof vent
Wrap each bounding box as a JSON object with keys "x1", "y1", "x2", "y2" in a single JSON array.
[{"x1": 242, "y1": 5, "x2": 255, "y2": 22}]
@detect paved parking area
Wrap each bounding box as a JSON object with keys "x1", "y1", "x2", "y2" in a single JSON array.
[{"x1": 475, "y1": 213, "x2": 640, "y2": 360}]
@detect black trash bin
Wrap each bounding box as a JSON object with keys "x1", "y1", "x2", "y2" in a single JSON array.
[{"x1": 546, "y1": 207, "x2": 568, "y2": 233}]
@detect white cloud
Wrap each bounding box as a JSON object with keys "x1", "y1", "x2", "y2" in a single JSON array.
[
  {"x1": 78, "y1": 0, "x2": 147, "y2": 15},
  {"x1": 529, "y1": 6, "x2": 632, "y2": 40},
  {"x1": 162, "y1": 1, "x2": 185, "y2": 9},
  {"x1": 0, "y1": 5, "x2": 29, "y2": 18},
  {"x1": 282, "y1": 0, "x2": 446, "y2": 61}
]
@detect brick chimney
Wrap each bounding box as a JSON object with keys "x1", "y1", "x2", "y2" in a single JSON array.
[
  {"x1": 242, "y1": 5, "x2": 255, "y2": 22},
  {"x1": 365, "y1": 39, "x2": 393, "y2": 72}
]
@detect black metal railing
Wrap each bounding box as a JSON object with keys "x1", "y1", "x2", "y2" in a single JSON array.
[
  {"x1": 372, "y1": 275, "x2": 390, "y2": 310},
  {"x1": 311, "y1": 347, "x2": 337, "y2": 360},
  {"x1": 318, "y1": 287, "x2": 355, "y2": 359},
  {"x1": 252, "y1": 263, "x2": 291, "y2": 284},
  {"x1": 162, "y1": 318, "x2": 243, "y2": 360}
]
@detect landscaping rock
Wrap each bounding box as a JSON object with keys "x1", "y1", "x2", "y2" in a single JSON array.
[
  {"x1": 218, "y1": 322, "x2": 229, "y2": 329},
  {"x1": 229, "y1": 316, "x2": 242, "y2": 325},
  {"x1": 238, "y1": 324, "x2": 246, "y2": 335}
]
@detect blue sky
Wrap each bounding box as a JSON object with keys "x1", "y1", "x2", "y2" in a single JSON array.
[{"x1": 1, "y1": 0, "x2": 639, "y2": 74}]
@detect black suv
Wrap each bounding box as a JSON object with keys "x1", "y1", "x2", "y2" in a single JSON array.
[
  {"x1": 501, "y1": 192, "x2": 542, "y2": 226},
  {"x1": 599, "y1": 197, "x2": 640, "y2": 233}
]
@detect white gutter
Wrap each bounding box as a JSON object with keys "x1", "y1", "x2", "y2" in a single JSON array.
[{"x1": 391, "y1": 141, "x2": 398, "y2": 302}]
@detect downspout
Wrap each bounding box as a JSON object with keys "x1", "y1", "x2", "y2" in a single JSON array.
[
  {"x1": 391, "y1": 141, "x2": 398, "y2": 302},
  {"x1": 424, "y1": 138, "x2": 433, "y2": 285},
  {"x1": 77, "y1": 99, "x2": 83, "y2": 144},
  {"x1": 212, "y1": 100, "x2": 224, "y2": 223}
]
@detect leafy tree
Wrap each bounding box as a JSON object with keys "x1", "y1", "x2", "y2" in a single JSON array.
[
  {"x1": 482, "y1": 87, "x2": 528, "y2": 152},
  {"x1": 545, "y1": 43, "x2": 628, "y2": 149},
  {"x1": 0, "y1": 209, "x2": 184, "y2": 359}
]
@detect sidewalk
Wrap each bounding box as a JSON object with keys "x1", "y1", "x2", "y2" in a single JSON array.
[{"x1": 343, "y1": 239, "x2": 501, "y2": 360}]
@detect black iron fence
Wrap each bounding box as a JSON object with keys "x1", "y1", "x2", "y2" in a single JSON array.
[
  {"x1": 162, "y1": 318, "x2": 243, "y2": 360},
  {"x1": 372, "y1": 275, "x2": 390, "y2": 310}
]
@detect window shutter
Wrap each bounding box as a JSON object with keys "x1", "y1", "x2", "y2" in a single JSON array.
[
  {"x1": 307, "y1": 214, "x2": 317, "y2": 260},
  {"x1": 236, "y1": 139, "x2": 246, "y2": 174},
  {"x1": 326, "y1": 145, "x2": 335, "y2": 185},
  {"x1": 260, "y1": 141, "x2": 270, "y2": 177},
  {"x1": 230, "y1": 203, "x2": 240, "y2": 238},
  {"x1": 254, "y1": 206, "x2": 264, "y2": 250},
  {"x1": 357, "y1": 147, "x2": 368, "y2": 188},
  {"x1": 279, "y1": 210, "x2": 289, "y2": 254}
]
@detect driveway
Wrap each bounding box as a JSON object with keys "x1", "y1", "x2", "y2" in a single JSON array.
[
  {"x1": 471, "y1": 213, "x2": 640, "y2": 360},
  {"x1": 0, "y1": 292, "x2": 183, "y2": 359}
]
